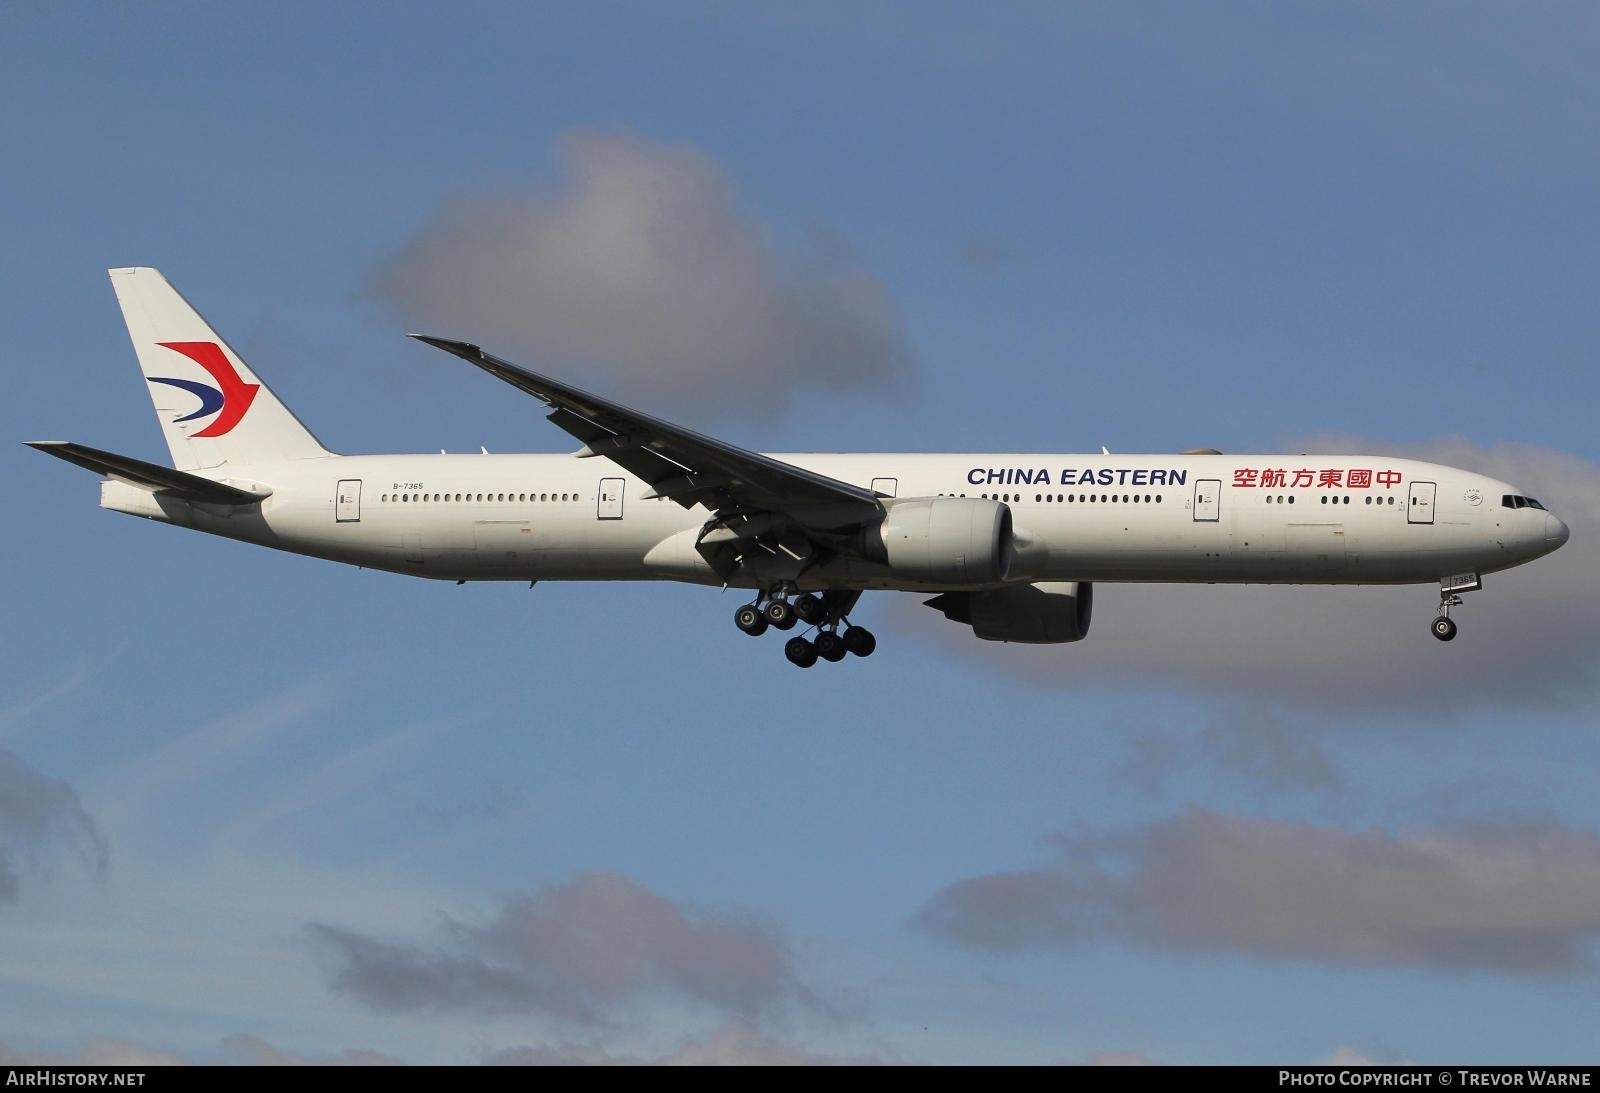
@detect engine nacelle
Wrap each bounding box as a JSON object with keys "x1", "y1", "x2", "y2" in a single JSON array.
[
  {"x1": 926, "y1": 581, "x2": 1094, "y2": 644},
  {"x1": 863, "y1": 497, "x2": 1011, "y2": 585}
]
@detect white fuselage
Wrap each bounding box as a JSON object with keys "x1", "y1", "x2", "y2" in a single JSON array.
[{"x1": 100, "y1": 451, "x2": 1567, "y2": 592}]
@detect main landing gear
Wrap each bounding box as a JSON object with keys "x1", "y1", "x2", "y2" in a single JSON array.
[{"x1": 735, "y1": 588, "x2": 876, "y2": 667}]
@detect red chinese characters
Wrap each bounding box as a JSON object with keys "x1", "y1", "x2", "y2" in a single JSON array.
[{"x1": 1223, "y1": 465, "x2": 1403, "y2": 489}]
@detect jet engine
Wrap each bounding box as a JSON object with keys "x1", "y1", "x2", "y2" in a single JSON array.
[
  {"x1": 862, "y1": 497, "x2": 1011, "y2": 585},
  {"x1": 925, "y1": 581, "x2": 1093, "y2": 643}
]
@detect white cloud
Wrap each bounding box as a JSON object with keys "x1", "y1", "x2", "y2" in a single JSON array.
[
  {"x1": 0, "y1": 1037, "x2": 187, "y2": 1067},
  {"x1": 489, "y1": 1023, "x2": 892, "y2": 1066},
  {"x1": 918, "y1": 808, "x2": 1600, "y2": 973},
  {"x1": 371, "y1": 130, "x2": 914, "y2": 420},
  {"x1": 1, "y1": 1028, "x2": 884, "y2": 1067},
  {"x1": 1319, "y1": 1046, "x2": 1416, "y2": 1066},
  {"x1": 1123, "y1": 707, "x2": 1341, "y2": 795},
  {"x1": 0, "y1": 1035, "x2": 401, "y2": 1066},
  {"x1": 221, "y1": 1034, "x2": 402, "y2": 1066},
  {"x1": 311, "y1": 871, "x2": 820, "y2": 1024},
  {"x1": 0, "y1": 749, "x2": 107, "y2": 904}
]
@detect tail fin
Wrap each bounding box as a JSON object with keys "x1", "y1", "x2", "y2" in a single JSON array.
[{"x1": 108, "y1": 267, "x2": 332, "y2": 470}]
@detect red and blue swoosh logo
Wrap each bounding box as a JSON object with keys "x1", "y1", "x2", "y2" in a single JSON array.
[{"x1": 147, "y1": 342, "x2": 259, "y2": 437}]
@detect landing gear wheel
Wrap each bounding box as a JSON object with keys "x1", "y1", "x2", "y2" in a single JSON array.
[
  {"x1": 794, "y1": 593, "x2": 824, "y2": 625},
  {"x1": 842, "y1": 626, "x2": 877, "y2": 658},
  {"x1": 1431, "y1": 616, "x2": 1457, "y2": 642},
  {"x1": 763, "y1": 598, "x2": 797, "y2": 630},
  {"x1": 734, "y1": 604, "x2": 769, "y2": 637},
  {"x1": 784, "y1": 636, "x2": 818, "y2": 667},
  {"x1": 814, "y1": 630, "x2": 848, "y2": 663}
]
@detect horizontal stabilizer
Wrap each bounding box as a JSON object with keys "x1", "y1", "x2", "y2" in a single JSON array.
[{"x1": 25, "y1": 441, "x2": 269, "y2": 506}]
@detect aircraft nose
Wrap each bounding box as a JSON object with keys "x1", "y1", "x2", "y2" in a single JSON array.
[{"x1": 1546, "y1": 512, "x2": 1570, "y2": 547}]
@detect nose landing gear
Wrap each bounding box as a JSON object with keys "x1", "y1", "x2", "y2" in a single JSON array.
[{"x1": 1430, "y1": 573, "x2": 1480, "y2": 642}]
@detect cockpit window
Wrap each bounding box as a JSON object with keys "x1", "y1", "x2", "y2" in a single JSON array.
[
  {"x1": 1502, "y1": 494, "x2": 1546, "y2": 510},
  {"x1": 1526, "y1": 497, "x2": 1546, "y2": 510}
]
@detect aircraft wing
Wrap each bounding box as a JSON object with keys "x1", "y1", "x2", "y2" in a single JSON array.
[{"x1": 410, "y1": 336, "x2": 884, "y2": 532}]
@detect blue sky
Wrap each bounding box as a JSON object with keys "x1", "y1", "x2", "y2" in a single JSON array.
[{"x1": 3, "y1": 2, "x2": 1598, "y2": 1065}]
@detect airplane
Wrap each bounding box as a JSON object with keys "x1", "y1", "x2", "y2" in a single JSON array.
[{"x1": 29, "y1": 268, "x2": 1571, "y2": 667}]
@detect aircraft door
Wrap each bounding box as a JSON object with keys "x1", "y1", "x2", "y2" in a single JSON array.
[
  {"x1": 871, "y1": 477, "x2": 898, "y2": 498},
  {"x1": 1193, "y1": 478, "x2": 1221, "y2": 522},
  {"x1": 336, "y1": 479, "x2": 361, "y2": 522},
  {"x1": 1408, "y1": 481, "x2": 1436, "y2": 525},
  {"x1": 598, "y1": 477, "x2": 625, "y2": 520}
]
